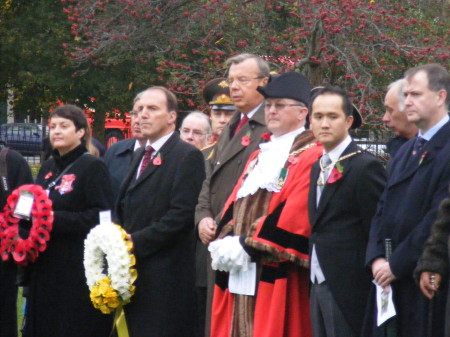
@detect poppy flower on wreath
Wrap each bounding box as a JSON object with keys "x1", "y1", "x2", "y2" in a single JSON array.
[
  {"x1": 0, "y1": 184, "x2": 53, "y2": 266},
  {"x1": 327, "y1": 168, "x2": 343, "y2": 184},
  {"x1": 153, "y1": 154, "x2": 162, "y2": 166},
  {"x1": 241, "y1": 136, "x2": 251, "y2": 146},
  {"x1": 260, "y1": 133, "x2": 271, "y2": 141}
]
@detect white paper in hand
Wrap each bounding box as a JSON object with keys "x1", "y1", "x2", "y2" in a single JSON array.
[
  {"x1": 228, "y1": 262, "x2": 256, "y2": 296},
  {"x1": 374, "y1": 281, "x2": 396, "y2": 326}
]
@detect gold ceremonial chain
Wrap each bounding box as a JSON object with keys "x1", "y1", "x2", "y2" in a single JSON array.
[
  {"x1": 277, "y1": 142, "x2": 318, "y2": 188},
  {"x1": 288, "y1": 142, "x2": 317, "y2": 159},
  {"x1": 317, "y1": 151, "x2": 362, "y2": 187}
]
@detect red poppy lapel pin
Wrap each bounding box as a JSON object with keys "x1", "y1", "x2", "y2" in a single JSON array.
[
  {"x1": 419, "y1": 151, "x2": 428, "y2": 166},
  {"x1": 152, "y1": 153, "x2": 162, "y2": 166},
  {"x1": 241, "y1": 131, "x2": 252, "y2": 146},
  {"x1": 260, "y1": 132, "x2": 271, "y2": 141},
  {"x1": 327, "y1": 162, "x2": 344, "y2": 184}
]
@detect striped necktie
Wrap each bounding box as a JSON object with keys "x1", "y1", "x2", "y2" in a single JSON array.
[{"x1": 138, "y1": 146, "x2": 154, "y2": 177}]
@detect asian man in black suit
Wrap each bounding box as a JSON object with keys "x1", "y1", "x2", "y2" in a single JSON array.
[{"x1": 308, "y1": 86, "x2": 386, "y2": 337}]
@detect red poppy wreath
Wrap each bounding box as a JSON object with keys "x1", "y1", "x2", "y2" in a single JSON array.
[{"x1": 0, "y1": 184, "x2": 53, "y2": 266}]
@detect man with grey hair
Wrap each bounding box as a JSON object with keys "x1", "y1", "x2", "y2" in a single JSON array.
[
  {"x1": 383, "y1": 79, "x2": 418, "y2": 158},
  {"x1": 180, "y1": 111, "x2": 212, "y2": 150},
  {"x1": 195, "y1": 53, "x2": 269, "y2": 336},
  {"x1": 104, "y1": 92, "x2": 148, "y2": 203}
]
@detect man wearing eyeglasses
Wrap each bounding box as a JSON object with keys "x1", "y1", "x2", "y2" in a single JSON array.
[
  {"x1": 104, "y1": 93, "x2": 148, "y2": 203},
  {"x1": 195, "y1": 53, "x2": 269, "y2": 337},
  {"x1": 179, "y1": 112, "x2": 211, "y2": 150}
]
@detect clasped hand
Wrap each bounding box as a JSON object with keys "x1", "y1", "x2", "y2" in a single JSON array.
[{"x1": 372, "y1": 258, "x2": 396, "y2": 288}]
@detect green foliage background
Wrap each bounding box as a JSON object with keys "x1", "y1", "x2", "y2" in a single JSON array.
[{"x1": 1, "y1": 0, "x2": 449, "y2": 141}]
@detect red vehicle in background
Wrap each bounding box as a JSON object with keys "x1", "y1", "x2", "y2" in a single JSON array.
[
  {"x1": 53, "y1": 101, "x2": 132, "y2": 149},
  {"x1": 84, "y1": 109, "x2": 132, "y2": 148}
]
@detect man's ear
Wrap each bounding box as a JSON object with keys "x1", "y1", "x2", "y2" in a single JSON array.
[
  {"x1": 260, "y1": 77, "x2": 269, "y2": 86},
  {"x1": 345, "y1": 115, "x2": 354, "y2": 130},
  {"x1": 436, "y1": 89, "x2": 447, "y2": 109},
  {"x1": 168, "y1": 110, "x2": 177, "y2": 124},
  {"x1": 298, "y1": 107, "x2": 309, "y2": 121}
]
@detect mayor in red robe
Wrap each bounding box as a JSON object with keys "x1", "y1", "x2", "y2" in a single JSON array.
[{"x1": 209, "y1": 72, "x2": 321, "y2": 337}]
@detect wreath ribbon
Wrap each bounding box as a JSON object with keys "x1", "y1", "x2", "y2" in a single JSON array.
[{"x1": 114, "y1": 307, "x2": 130, "y2": 337}]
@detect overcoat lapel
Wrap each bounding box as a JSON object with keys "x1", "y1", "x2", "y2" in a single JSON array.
[
  {"x1": 308, "y1": 162, "x2": 320, "y2": 223},
  {"x1": 211, "y1": 105, "x2": 265, "y2": 177},
  {"x1": 388, "y1": 120, "x2": 450, "y2": 189},
  {"x1": 316, "y1": 165, "x2": 353, "y2": 217},
  {"x1": 126, "y1": 132, "x2": 178, "y2": 192}
]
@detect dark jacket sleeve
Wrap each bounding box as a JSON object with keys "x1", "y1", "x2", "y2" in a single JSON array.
[
  {"x1": 131, "y1": 149, "x2": 205, "y2": 259},
  {"x1": 6, "y1": 149, "x2": 33, "y2": 188},
  {"x1": 0, "y1": 149, "x2": 33, "y2": 207},
  {"x1": 356, "y1": 157, "x2": 387, "y2": 236},
  {"x1": 366, "y1": 156, "x2": 400, "y2": 267},
  {"x1": 390, "y1": 168, "x2": 450, "y2": 280},
  {"x1": 195, "y1": 169, "x2": 214, "y2": 224}
]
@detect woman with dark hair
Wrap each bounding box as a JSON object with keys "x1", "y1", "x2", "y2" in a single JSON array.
[{"x1": 23, "y1": 104, "x2": 113, "y2": 337}]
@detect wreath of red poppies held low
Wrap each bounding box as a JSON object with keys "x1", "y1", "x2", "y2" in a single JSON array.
[{"x1": 0, "y1": 184, "x2": 53, "y2": 266}]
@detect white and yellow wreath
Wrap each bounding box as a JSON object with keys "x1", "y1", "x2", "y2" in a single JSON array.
[{"x1": 84, "y1": 223, "x2": 137, "y2": 315}]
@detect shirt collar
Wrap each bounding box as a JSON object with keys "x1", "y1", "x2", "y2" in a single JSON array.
[
  {"x1": 147, "y1": 132, "x2": 174, "y2": 153},
  {"x1": 134, "y1": 139, "x2": 143, "y2": 151},
  {"x1": 241, "y1": 102, "x2": 263, "y2": 120},
  {"x1": 419, "y1": 114, "x2": 449, "y2": 141},
  {"x1": 270, "y1": 127, "x2": 305, "y2": 142},
  {"x1": 324, "y1": 135, "x2": 352, "y2": 163}
]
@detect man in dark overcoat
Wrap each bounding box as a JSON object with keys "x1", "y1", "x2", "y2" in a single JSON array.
[
  {"x1": 383, "y1": 78, "x2": 418, "y2": 160},
  {"x1": 104, "y1": 94, "x2": 147, "y2": 204},
  {"x1": 195, "y1": 53, "x2": 270, "y2": 336},
  {"x1": 308, "y1": 86, "x2": 386, "y2": 337},
  {"x1": 366, "y1": 63, "x2": 450, "y2": 337},
  {"x1": 115, "y1": 86, "x2": 205, "y2": 337}
]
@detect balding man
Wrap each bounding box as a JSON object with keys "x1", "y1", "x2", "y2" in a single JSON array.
[
  {"x1": 383, "y1": 79, "x2": 418, "y2": 159},
  {"x1": 104, "y1": 93, "x2": 147, "y2": 203}
]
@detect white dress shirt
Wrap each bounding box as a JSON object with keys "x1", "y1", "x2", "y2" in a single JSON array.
[{"x1": 311, "y1": 135, "x2": 352, "y2": 284}]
